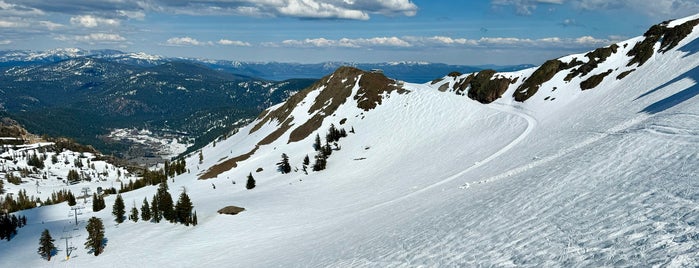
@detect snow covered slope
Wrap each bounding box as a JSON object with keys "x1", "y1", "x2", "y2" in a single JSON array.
[{"x1": 3, "y1": 14, "x2": 699, "y2": 267}]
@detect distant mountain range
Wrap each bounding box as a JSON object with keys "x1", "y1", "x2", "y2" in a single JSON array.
[
  {"x1": 0, "y1": 48, "x2": 534, "y2": 83},
  {"x1": 0, "y1": 53, "x2": 315, "y2": 160},
  {"x1": 0, "y1": 48, "x2": 532, "y2": 160}
]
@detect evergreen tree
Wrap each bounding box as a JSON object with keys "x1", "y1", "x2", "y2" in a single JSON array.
[
  {"x1": 313, "y1": 133, "x2": 322, "y2": 151},
  {"x1": 313, "y1": 151, "x2": 327, "y2": 171},
  {"x1": 140, "y1": 198, "x2": 151, "y2": 222},
  {"x1": 175, "y1": 191, "x2": 193, "y2": 225},
  {"x1": 129, "y1": 203, "x2": 139, "y2": 223},
  {"x1": 277, "y1": 153, "x2": 291, "y2": 174},
  {"x1": 91, "y1": 193, "x2": 98, "y2": 211},
  {"x1": 112, "y1": 194, "x2": 125, "y2": 224},
  {"x1": 28, "y1": 154, "x2": 45, "y2": 169},
  {"x1": 157, "y1": 182, "x2": 175, "y2": 222},
  {"x1": 303, "y1": 155, "x2": 310, "y2": 167},
  {"x1": 38, "y1": 229, "x2": 56, "y2": 261},
  {"x1": 150, "y1": 194, "x2": 161, "y2": 223},
  {"x1": 322, "y1": 142, "x2": 333, "y2": 156},
  {"x1": 91, "y1": 193, "x2": 106, "y2": 212},
  {"x1": 198, "y1": 150, "x2": 203, "y2": 164},
  {"x1": 192, "y1": 211, "x2": 198, "y2": 226},
  {"x1": 84, "y1": 217, "x2": 105, "y2": 256},
  {"x1": 246, "y1": 173, "x2": 256, "y2": 190},
  {"x1": 67, "y1": 192, "x2": 76, "y2": 206},
  {"x1": 67, "y1": 169, "x2": 80, "y2": 182}
]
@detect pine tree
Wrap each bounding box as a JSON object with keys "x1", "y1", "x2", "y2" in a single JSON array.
[
  {"x1": 38, "y1": 229, "x2": 56, "y2": 261},
  {"x1": 277, "y1": 153, "x2": 291, "y2": 174},
  {"x1": 192, "y1": 211, "x2": 198, "y2": 226},
  {"x1": 302, "y1": 154, "x2": 310, "y2": 174},
  {"x1": 112, "y1": 194, "x2": 125, "y2": 224},
  {"x1": 303, "y1": 155, "x2": 310, "y2": 167},
  {"x1": 313, "y1": 133, "x2": 322, "y2": 151},
  {"x1": 129, "y1": 201, "x2": 139, "y2": 222},
  {"x1": 150, "y1": 194, "x2": 161, "y2": 223},
  {"x1": 246, "y1": 173, "x2": 255, "y2": 190},
  {"x1": 140, "y1": 198, "x2": 151, "y2": 222},
  {"x1": 175, "y1": 191, "x2": 193, "y2": 225},
  {"x1": 198, "y1": 150, "x2": 203, "y2": 164},
  {"x1": 67, "y1": 192, "x2": 76, "y2": 206},
  {"x1": 157, "y1": 182, "x2": 175, "y2": 222},
  {"x1": 91, "y1": 193, "x2": 106, "y2": 212},
  {"x1": 322, "y1": 142, "x2": 332, "y2": 156},
  {"x1": 313, "y1": 151, "x2": 327, "y2": 171},
  {"x1": 67, "y1": 169, "x2": 80, "y2": 182},
  {"x1": 84, "y1": 217, "x2": 105, "y2": 256}
]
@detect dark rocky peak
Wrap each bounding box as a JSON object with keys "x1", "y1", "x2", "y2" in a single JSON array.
[
  {"x1": 250, "y1": 66, "x2": 407, "y2": 146},
  {"x1": 628, "y1": 18, "x2": 699, "y2": 67}
]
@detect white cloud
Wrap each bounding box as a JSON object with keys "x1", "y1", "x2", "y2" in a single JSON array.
[
  {"x1": 70, "y1": 15, "x2": 120, "y2": 28},
  {"x1": 574, "y1": 0, "x2": 699, "y2": 18},
  {"x1": 39, "y1": 21, "x2": 63, "y2": 30},
  {"x1": 101, "y1": 0, "x2": 417, "y2": 20},
  {"x1": 0, "y1": 40, "x2": 11, "y2": 45},
  {"x1": 269, "y1": 35, "x2": 614, "y2": 50},
  {"x1": 0, "y1": 19, "x2": 27, "y2": 28},
  {"x1": 491, "y1": 0, "x2": 564, "y2": 15},
  {"x1": 117, "y1": 10, "x2": 146, "y2": 20},
  {"x1": 218, "y1": 39, "x2": 251, "y2": 46},
  {"x1": 493, "y1": 0, "x2": 699, "y2": 17},
  {"x1": 56, "y1": 33, "x2": 126, "y2": 43},
  {"x1": 272, "y1": 36, "x2": 412, "y2": 48},
  {"x1": 165, "y1": 37, "x2": 212, "y2": 46},
  {"x1": 0, "y1": 1, "x2": 44, "y2": 16}
]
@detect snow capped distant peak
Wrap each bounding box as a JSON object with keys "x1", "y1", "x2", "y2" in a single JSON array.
[
  {"x1": 386, "y1": 61, "x2": 431, "y2": 66},
  {"x1": 127, "y1": 52, "x2": 162, "y2": 61}
]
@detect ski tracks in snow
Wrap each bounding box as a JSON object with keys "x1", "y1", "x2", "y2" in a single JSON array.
[
  {"x1": 359, "y1": 102, "x2": 537, "y2": 213},
  {"x1": 460, "y1": 111, "x2": 653, "y2": 189}
]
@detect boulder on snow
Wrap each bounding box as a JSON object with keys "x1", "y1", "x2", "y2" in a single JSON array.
[{"x1": 218, "y1": 206, "x2": 245, "y2": 215}]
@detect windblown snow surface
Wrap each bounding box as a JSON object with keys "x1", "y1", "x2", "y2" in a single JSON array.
[{"x1": 4, "y1": 15, "x2": 699, "y2": 267}]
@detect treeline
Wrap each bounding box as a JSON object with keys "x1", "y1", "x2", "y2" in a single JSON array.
[
  {"x1": 118, "y1": 159, "x2": 186, "y2": 194},
  {"x1": 0, "y1": 213, "x2": 27, "y2": 241},
  {"x1": 274, "y1": 123, "x2": 350, "y2": 178},
  {"x1": 114, "y1": 180, "x2": 197, "y2": 226}
]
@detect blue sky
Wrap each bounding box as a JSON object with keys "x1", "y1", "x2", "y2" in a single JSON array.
[{"x1": 1, "y1": 0, "x2": 699, "y2": 65}]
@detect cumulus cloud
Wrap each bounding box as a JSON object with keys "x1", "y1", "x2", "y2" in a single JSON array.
[
  {"x1": 217, "y1": 39, "x2": 251, "y2": 46},
  {"x1": 70, "y1": 15, "x2": 120, "y2": 28},
  {"x1": 5, "y1": 0, "x2": 417, "y2": 20},
  {"x1": 56, "y1": 33, "x2": 126, "y2": 43},
  {"x1": 165, "y1": 36, "x2": 211, "y2": 46}
]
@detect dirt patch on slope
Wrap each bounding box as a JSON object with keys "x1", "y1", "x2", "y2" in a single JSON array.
[{"x1": 198, "y1": 146, "x2": 259, "y2": 180}]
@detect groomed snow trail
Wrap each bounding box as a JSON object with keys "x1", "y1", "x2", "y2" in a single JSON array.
[
  {"x1": 460, "y1": 112, "x2": 652, "y2": 189},
  {"x1": 360, "y1": 101, "x2": 537, "y2": 212}
]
